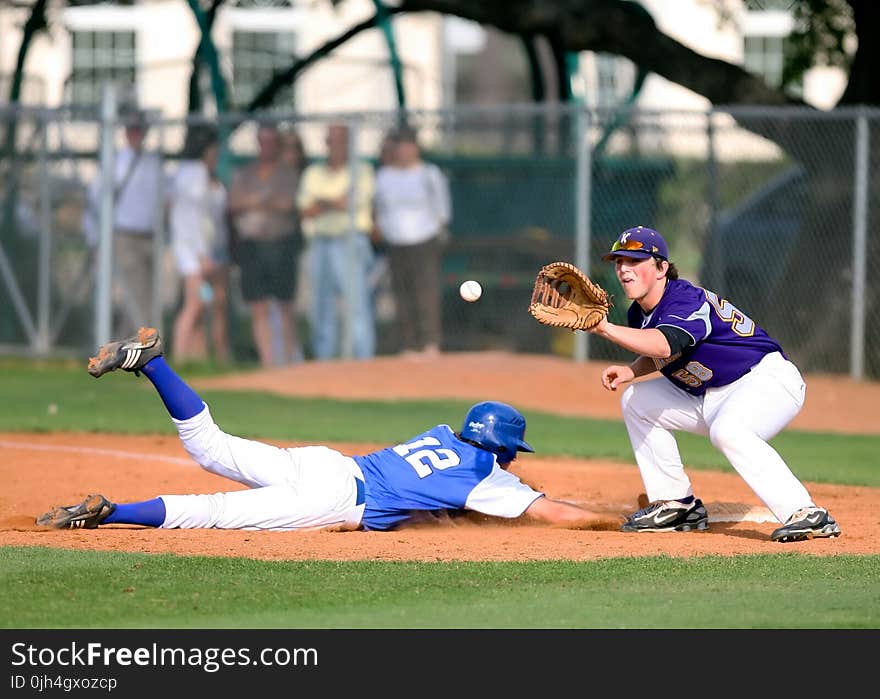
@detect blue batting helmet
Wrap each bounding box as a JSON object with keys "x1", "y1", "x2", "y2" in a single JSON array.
[{"x1": 460, "y1": 401, "x2": 535, "y2": 463}]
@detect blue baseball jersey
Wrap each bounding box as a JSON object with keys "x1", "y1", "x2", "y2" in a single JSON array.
[
  {"x1": 627, "y1": 278, "x2": 784, "y2": 396},
  {"x1": 353, "y1": 425, "x2": 543, "y2": 531}
]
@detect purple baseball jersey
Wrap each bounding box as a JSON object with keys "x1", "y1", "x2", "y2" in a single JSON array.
[{"x1": 627, "y1": 278, "x2": 784, "y2": 395}]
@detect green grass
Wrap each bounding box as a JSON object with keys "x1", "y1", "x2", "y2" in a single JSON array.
[
  {"x1": 2, "y1": 361, "x2": 878, "y2": 630},
  {"x1": 0, "y1": 362, "x2": 877, "y2": 486},
  {"x1": 2, "y1": 547, "x2": 877, "y2": 629}
]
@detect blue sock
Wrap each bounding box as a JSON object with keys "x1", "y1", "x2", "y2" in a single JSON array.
[
  {"x1": 103, "y1": 498, "x2": 166, "y2": 527},
  {"x1": 676, "y1": 495, "x2": 695, "y2": 505},
  {"x1": 141, "y1": 357, "x2": 205, "y2": 420}
]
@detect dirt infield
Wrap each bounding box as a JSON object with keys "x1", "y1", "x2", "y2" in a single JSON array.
[{"x1": 1, "y1": 352, "x2": 878, "y2": 561}]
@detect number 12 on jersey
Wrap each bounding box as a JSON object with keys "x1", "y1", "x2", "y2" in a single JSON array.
[{"x1": 393, "y1": 437, "x2": 462, "y2": 478}]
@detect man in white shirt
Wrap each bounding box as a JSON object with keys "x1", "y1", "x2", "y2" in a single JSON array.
[
  {"x1": 83, "y1": 107, "x2": 164, "y2": 335},
  {"x1": 373, "y1": 126, "x2": 451, "y2": 357}
]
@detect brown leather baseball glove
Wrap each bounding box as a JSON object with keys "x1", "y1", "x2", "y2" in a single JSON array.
[{"x1": 528, "y1": 261, "x2": 612, "y2": 331}]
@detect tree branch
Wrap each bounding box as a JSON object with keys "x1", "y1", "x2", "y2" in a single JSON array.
[
  {"x1": 247, "y1": 6, "x2": 406, "y2": 112},
  {"x1": 398, "y1": 0, "x2": 801, "y2": 107}
]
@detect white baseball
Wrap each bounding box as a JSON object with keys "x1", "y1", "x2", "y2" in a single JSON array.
[{"x1": 459, "y1": 280, "x2": 482, "y2": 302}]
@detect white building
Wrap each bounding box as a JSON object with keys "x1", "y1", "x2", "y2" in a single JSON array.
[
  {"x1": 0, "y1": 1, "x2": 850, "y2": 119},
  {"x1": 0, "y1": 0, "x2": 445, "y2": 116}
]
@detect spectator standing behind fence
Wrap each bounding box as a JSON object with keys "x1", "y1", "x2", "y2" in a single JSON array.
[
  {"x1": 297, "y1": 123, "x2": 376, "y2": 360},
  {"x1": 82, "y1": 105, "x2": 163, "y2": 336},
  {"x1": 227, "y1": 123, "x2": 302, "y2": 367},
  {"x1": 373, "y1": 126, "x2": 451, "y2": 358},
  {"x1": 168, "y1": 125, "x2": 231, "y2": 364}
]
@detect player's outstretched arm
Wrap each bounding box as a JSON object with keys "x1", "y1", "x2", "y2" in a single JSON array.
[
  {"x1": 589, "y1": 319, "x2": 672, "y2": 358},
  {"x1": 522, "y1": 496, "x2": 616, "y2": 530}
]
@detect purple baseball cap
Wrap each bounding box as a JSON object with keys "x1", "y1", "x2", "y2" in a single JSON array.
[{"x1": 601, "y1": 226, "x2": 669, "y2": 261}]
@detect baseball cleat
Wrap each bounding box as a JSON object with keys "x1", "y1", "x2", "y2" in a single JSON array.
[
  {"x1": 620, "y1": 498, "x2": 709, "y2": 533},
  {"x1": 88, "y1": 327, "x2": 162, "y2": 378},
  {"x1": 770, "y1": 506, "x2": 841, "y2": 543},
  {"x1": 36, "y1": 494, "x2": 116, "y2": 530}
]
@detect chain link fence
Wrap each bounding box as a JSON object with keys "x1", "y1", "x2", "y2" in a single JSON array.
[{"x1": 1, "y1": 99, "x2": 877, "y2": 377}]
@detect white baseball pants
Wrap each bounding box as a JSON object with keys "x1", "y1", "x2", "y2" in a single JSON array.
[
  {"x1": 620, "y1": 351, "x2": 814, "y2": 523},
  {"x1": 158, "y1": 406, "x2": 366, "y2": 531}
]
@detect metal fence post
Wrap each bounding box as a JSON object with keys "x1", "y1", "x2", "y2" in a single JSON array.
[
  {"x1": 850, "y1": 110, "x2": 869, "y2": 380},
  {"x1": 706, "y1": 109, "x2": 720, "y2": 280},
  {"x1": 573, "y1": 105, "x2": 592, "y2": 362},
  {"x1": 151, "y1": 112, "x2": 166, "y2": 333},
  {"x1": 37, "y1": 112, "x2": 52, "y2": 354},
  {"x1": 342, "y1": 117, "x2": 362, "y2": 360},
  {"x1": 95, "y1": 83, "x2": 117, "y2": 347}
]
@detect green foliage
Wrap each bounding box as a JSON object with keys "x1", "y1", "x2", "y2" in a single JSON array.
[
  {"x1": 698, "y1": 1, "x2": 854, "y2": 96},
  {"x1": 2, "y1": 547, "x2": 877, "y2": 628},
  {"x1": 784, "y1": 0, "x2": 855, "y2": 91}
]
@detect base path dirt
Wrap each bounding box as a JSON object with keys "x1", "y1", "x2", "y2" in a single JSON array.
[{"x1": 2, "y1": 353, "x2": 878, "y2": 561}]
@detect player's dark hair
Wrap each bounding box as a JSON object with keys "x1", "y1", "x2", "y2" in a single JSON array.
[
  {"x1": 457, "y1": 435, "x2": 490, "y2": 452},
  {"x1": 393, "y1": 124, "x2": 420, "y2": 147},
  {"x1": 656, "y1": 258, "x2": 679, "y2": 280},
  {"x1": 180, "y1": 124, "x2": 218, "y2": 160}
]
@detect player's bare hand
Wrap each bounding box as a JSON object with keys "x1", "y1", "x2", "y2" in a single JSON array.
[
  {"x1": 587, "y1": 317, "x2": 609, "y2": 334},
  {"x1": 601, "y1": 364, "x2": 634, "y2": 391}
]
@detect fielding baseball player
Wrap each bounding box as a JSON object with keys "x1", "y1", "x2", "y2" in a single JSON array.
[
  {"x1": 36, "y1": 329, "x2": 606, "y2": 532},
  {"x1": 590, "y1": 226, "x2": 840, "y2": 542}
]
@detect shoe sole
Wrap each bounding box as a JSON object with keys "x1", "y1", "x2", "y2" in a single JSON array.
[
  {"x1": 88, "y1": 327, "x2": 159, "y2": 377},
  {"x1": 35, "y1": 494, "x2": 113, "y2": 529},
  {"x1": 772, "y1": 524, "x2": 842, "y2": 543},
  {"x1": 621, "y1": 519, "x2": 709, "y2": 533}
]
